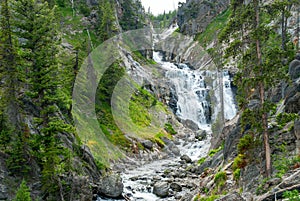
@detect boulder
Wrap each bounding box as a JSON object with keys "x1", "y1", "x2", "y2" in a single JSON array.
[
  {"x1": 170, "y1": 182, "x2": 182, "y2": 192},
  {"x1": 289, "y1": 53, "x2": 300, "y2": 80},
  {"x1": 180, "y1": 154, "x2": 192, "y2": 163},
  {"x1": 153, "y1": 182, "x2": 169, "y2": 198},
  {"x1": 215, "y1": 192, "x2": 245, "y2": 201},
  {"x1": 142, "y1": 140, "x2": 153, "y2": 150},
  {"x1": 182, "y1": 119, "x2": 199, "y2": 131},
  {"x1": 295, "y1": 120, "x2": 300, "y2": 154},
  {"x1": 195, "y1": 130, "x2": 207, "y2": 141},
  {"x1": 98, "y1": 173, "x2": 123, "y2": 198}
]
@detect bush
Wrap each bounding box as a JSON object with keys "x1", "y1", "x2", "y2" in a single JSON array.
[
  {"x1": 233, "y1": 154, "x2": 247, "y2": 170},
  {"x1": 164, "y1": 123, "x2": 177, "y2": 135},
  {"x1": 276, "y1": 113, "x2": 299, "y2": 127},
  {"x1": 214, "y1": 171, "x2": 227, "y2": 188},
  {"x1": 233, "y1": 168, "x2": 241, "y2": 181},
  {"x1": 209, "y1": 146, "x2": 222, "y2": 157},
  {"x1": 283, "y1": 190, "x2": 300, "y2": 201},
  {"x1": 13, "y1": 180, "x2": 31, "y2": 201},
  {"x1": 198, "y1": 157, "x2": 206, "y2": 165}
]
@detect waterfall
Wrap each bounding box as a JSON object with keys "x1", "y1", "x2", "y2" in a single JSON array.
[{"x1": 153, "y1": 52, "x2": 212, "y2": 130}]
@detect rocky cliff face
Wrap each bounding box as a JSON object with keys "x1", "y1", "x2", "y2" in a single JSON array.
[{"x1": 177, "y1": 0, "x2": 229, "y2": 35}]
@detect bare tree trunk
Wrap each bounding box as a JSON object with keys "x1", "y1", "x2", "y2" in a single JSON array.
[{"x1": 254, "y1": 0, "x2": 271, "y2": 178}]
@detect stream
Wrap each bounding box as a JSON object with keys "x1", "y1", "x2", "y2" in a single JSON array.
[{"x1": 97, "y1": 27, "x2": 237, "y2": 201}]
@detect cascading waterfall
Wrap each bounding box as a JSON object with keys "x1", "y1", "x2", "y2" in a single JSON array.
[
  {"x1": 98, "y1": 27, "x2": 237, "y2": 201},
  {"x1": 153, "y1": 52, "x2": 212, "y2": 130}
]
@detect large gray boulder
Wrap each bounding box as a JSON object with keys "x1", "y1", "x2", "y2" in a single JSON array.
[
  {"x1": 153, "y1": 182, "x2": 169, "y2": 198},
  {"x1": 289, "y1": 53, "x2": 300, "y2": 80},
  {"x1": 98, "y1": 173, "x2": 123, "y2": 198},
  {"x1": 215, "y1": 192, "x2": 245, "y2": 201}
]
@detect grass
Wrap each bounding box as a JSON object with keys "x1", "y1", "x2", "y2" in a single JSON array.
[{"x1": 195, "y1": 9, "x2": 231, "y2": 47}]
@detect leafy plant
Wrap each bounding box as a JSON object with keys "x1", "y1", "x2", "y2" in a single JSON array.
[
  {"x1": 233, "y1": 154, "x2": 247, "y2": 170},
  {"x1": 233, "y1": 168, "x2": 241, "y2": 181},
  {"x1": 164, "y1": 123, "x2": 177, "y2": 135},
  {"x1": 209, "y1": 145, "x2": 223, "y2": 157},
  {"x1": 283, "y1": 190, "x2": 300, "y2": 201},
  {"x1": 214, "y1": 171, "x2": 227, "y2": 189},
  {"x1": 198, "y1": 157, "x2": 206, "y2": 165},
  {"x1": 13, "y1": 180, "x2": 31, "y2": 201}
]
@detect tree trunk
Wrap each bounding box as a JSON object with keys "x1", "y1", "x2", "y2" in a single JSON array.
[{"x1": 254, "y1": 0, "x2": 271, "y2": 178}]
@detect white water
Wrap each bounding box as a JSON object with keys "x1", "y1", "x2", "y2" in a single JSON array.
[
  {"x1": 98, "y1": 27, "x2": 237, "y2": 201},
  {"x1": 153, "y1": 52, "x2": 211, "y2": 130}
]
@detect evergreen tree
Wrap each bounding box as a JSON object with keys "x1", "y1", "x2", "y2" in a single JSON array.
[
  {"x1": 11, "y1": 0, "x2": 71, "y2": 196},
  {"x1": 13, "y1": 180, "x2": 32, "y2": 201},
  {"x1": 98, "y1": 0, "x2": 118, "y2": 41},
  {"x1": 220, "y1": 0, "x2": 294, "y2": 177}
]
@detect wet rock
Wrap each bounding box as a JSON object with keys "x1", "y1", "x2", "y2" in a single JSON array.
[
  {"x1": 153, "y1": 181, "x2": 169, "y2": 198},
  {"x1": 195, "y1": 130, "x2": 207, "y2": 141},
  {"x1": 98, "y1": 173, "x2": 124, "y2": 198},
  {"x1": 142, "y1": 140, "x2": 153, "y2": 150},
  {"x1": 170, "y1": 182, "x2": 182, "y2": 192},
  {"x1": 216, "y1": 192, "x2": 245, "y2": 201},
  {"x1": 180, "y1": 154, "x2": 192, "y2": 163}
]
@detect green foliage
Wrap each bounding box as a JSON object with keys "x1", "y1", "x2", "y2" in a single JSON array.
[
  {"x1": 233, "y1": 154, "x2": 247, "y2": 170},
  {"x1": 273, "y1": 144, "x2": 300, "y2": 178},
  {"x1": 283, "y1": 190, "x2": 300, "y2": 201},
  {"x1": 151, "y1": 10, "x2": 177, "y2": 28},
  {"x1": 198, "y1": 157, "x2": 206, "y2": 165},
  {"x1": 164, "y1": 123, "x2": 177, "y2": 135},
  {"x1": 13, "y1": 180, "x2": 31, "y2": 201},
  {"x1": 256, "y1": 177, "x2": 270, "y2": 195},
  {"x1": 119, "y1": 0, "x2": 145, "y2": 31},
  {"x1": 208, "y1": 145, "x2": 223, "y2": 157},
  {"x1": 233, "y1": 168, "x2": 241, "y2": 181},
  {"x1": 214, "y1": 171, "x2": 227, "y2": 188},
  {"x1": 196, "y1": 9, "x2": 231, "y2": 47},
  {"x1": 199, "y1": 195, "x2": 220, "y2": 201},
  {"x1": 97, "y1": 0, "x2": 118, "y2": 41},
  {"x1": 276, "y1": 113, "x2": 299, "y2": 128}
]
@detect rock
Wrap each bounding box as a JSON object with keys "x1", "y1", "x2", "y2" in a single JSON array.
[
  {"x1": 98, "y1": 173, "x2": 123, "y2": 198},
  {"x1": 195, "y1": 130, "x2": 207, "y2": 141},
  {"x1": 153, "y1": 182, "x2": 169, "y2": 198},
  {"x1": 289, "y1": 53, "x2": 300, "y2": 80},
  {"x1": 216, "y1": 192, "x2": 245, "y2": 201},
  {"x1": 142, "y1": 140, "x2": 153, "y2": 150},
  {"x1": 180, "y1": 154, "x2": 192, "y2": 163},
  {"x1": 170, "y1": 182, "x2": 182, "y2": 192},
  {"x1": 182, "y1": 119, "x2": 199, "y2": 131},
  {"x1": 0, "y1": 184, "x2": 8, "y2": 200},
  {"x1": 295, "y1": 120, "x2": 300, "y2": 154}
]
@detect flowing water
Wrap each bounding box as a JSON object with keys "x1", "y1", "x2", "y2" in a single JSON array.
[{"x1": 97, "y1": 29, "x2": 237, "y2": 201}]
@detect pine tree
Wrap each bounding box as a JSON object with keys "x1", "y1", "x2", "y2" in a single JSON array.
[
  {"x1": 13, "y1": 180, "x2": 32, "y2": 201},
  {"x1": 219, "y1": 0, "x2": 294, "y2": 177},
  {"x1": 98, "y1": 0, "x2": 118, "y2": 41},
  {"x1": 11, "y1": 0, "x2": 71, "y2": 196}
]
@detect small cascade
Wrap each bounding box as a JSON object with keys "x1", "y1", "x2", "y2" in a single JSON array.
[{"x1": 223, "y1": 70, "x2": 237, "y2": 120}]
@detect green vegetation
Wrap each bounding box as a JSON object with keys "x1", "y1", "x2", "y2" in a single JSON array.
[
  {"x1": 214, "y1": 171, "x2": 227, "y2": 189},
  {"x1": 273, "y1": 144, "x2": 300, "y2": 178},
  {"x1": 208, "y1": 145, "x2": 223, "y2": 157},
  {"x1": 276, "y1": 113, "x2": 299, "y2": 128},
  {"x1": 233, "y1": 154, "x2": 247, "y2": 170},
  {"x1": 195, "y1": 9, "x2": 231, "y2": 47},
  {"x1": 283, "y1": 190, "x2": 300, "y2": 201},
  {"x1": 198, "y1": 157, "x2": 206, "y2": 165},
  {"x1": 164, "y1": 123, "x2": 177, "y2": 135},
  {"x1": 233, "y1": 168, "x2": 241, "y2": 181},
  {"x1": 13, "y1": 180, "x2": 31, "y2": 201}
]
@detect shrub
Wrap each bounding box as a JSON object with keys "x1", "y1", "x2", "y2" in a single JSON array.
[
  {"x1": 214, "y1": 171, "x2": 227, "y2": 188},
  {"x1": 164, "y1": 123, "x2": 177, "y2": 135},
  {"x1": 233, "y1": 168, "x2": 241, "y2": 181},
  {"x1": 233, "y1": 154, "x2": 247, "y2": 170},
  {"x1": 198, "y1": 157, "x2": 206, "y2": 165},
  {"x1": 13, "y1": 180, "x2": 31, "y2": 201},
  {"x1": 209, "y1": 146, "x2": 223, "y2": 157},
  {"x1": 283, "y1": 190, "x2": 300, "y2": 201}
]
